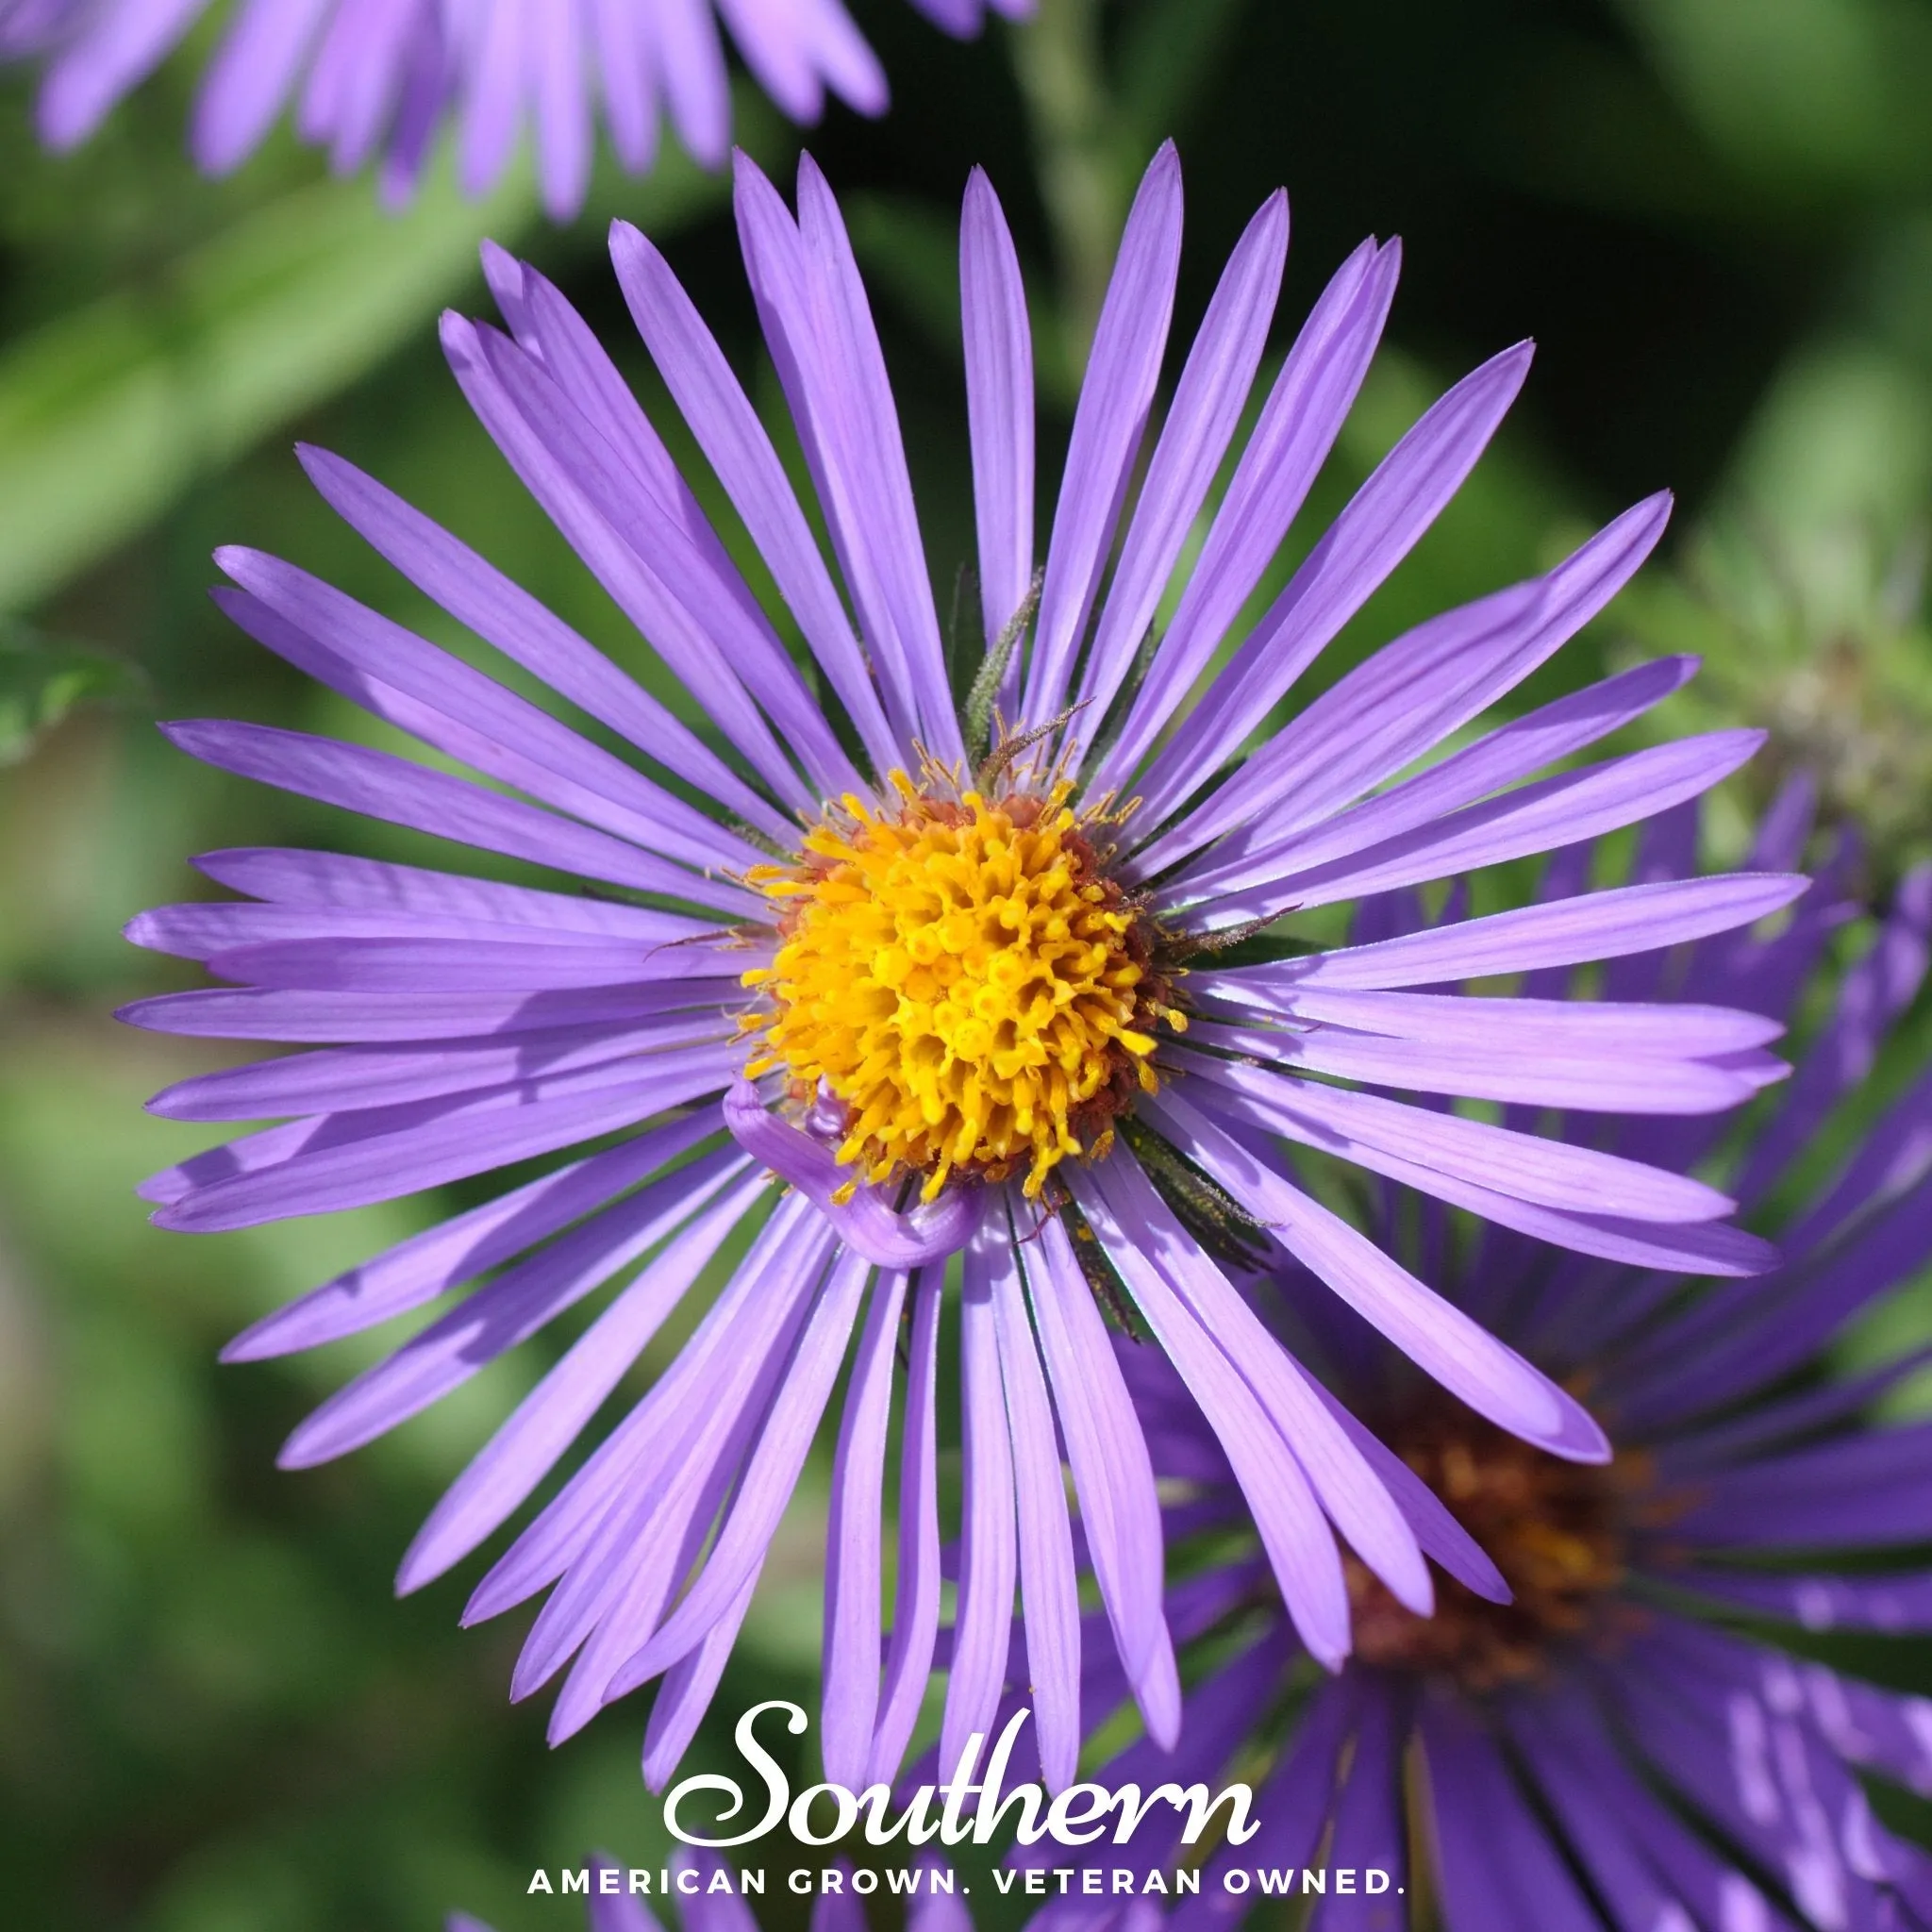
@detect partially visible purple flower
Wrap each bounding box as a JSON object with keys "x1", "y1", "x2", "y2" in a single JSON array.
[
  {"x1": 1032, "y1": 789, "x2": 1932, "y2": 1932},
  {"x1": 4, "y1": 0, "x2": 1027, "y2": 218},
  {"x1": 124, "y1": 147, "x2": 1794, "y2": 1790}
]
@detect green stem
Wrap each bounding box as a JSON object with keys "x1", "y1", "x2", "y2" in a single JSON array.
[{"x1": 1009, "y1": 0, "x2": 1125, "y2": 373}]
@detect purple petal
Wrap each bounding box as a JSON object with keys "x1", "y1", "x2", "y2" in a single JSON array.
[
  {"x1": 1092, "y1": 238, "x2": 1399, "y2": 797},
  {"x1": 1178, "y1": 1052, "x2": 1733, "y2": 1223},
  {"x1": 1073, "y1": 189, "x2": 1288, "y2": 741},
  {"x1": 607, "y1": 220, "x2": 903, "y2": 777},
  {"x1": 122, "y1": 981, "x2": 720, "y2": 1046},
  {"x1": 1130, "y1": 341, "x2": 1534, "y2": 836},
  {"x1": 162, "y1": 718, "x2": 732, "y2": 910},
  {"x1": 1150, "y1": 496, "x2": 1672, "y2": 876},
  {"x1": 938, "y1": 1221, "x2": 1019, "y2": 1784},
  {"x1": 988, "y1": 1213, "x2": 1082, "y2": 1791},
  {"x1": 1148, "y1": 1086, "x2": 1607, "y2": 1461},
  {"x1": 1420, "y1": 1697, "x2": 1601, "y2": 1932},
  {"x1": 1071, "y1": 1154, "x2": 1353, "y2": 1668},
  {"x1": 299, "y1": 447, "x2": 793, "y2": 845},
  {"x1": 154, "y1": 1042, "x2": 738, "y2": 1232},
  {"x1": 1159, "y1": 655, "x2": 1702, "y2": 912},
  {"x1": 609, "y1": 1246, "x2": 874, "y2": 1690},
  {"x1": 1189, "y1": 1010, "x2": 1771, "y2": 1115},
  {"x1": 722, "y1": 1078, "x2": 978, "y2": 1268},
  {"x1": 1177, "y1": 729, "x2": 1767, "y2": 927},
  {"x1": 279, "y1": 1144, "x2": 747, "y2": 1469},
  {"x1": 959, "y1": 168, "x2": 1035, "y2": 691},
  {"x1": 150, "y1": 1013, "x2": 732, "y2": 1123},
  {"x1": 1274, "y1": 871, "x2": 1808, "y2": 990},
  {"x1": 1022, "y1": 142, "x2": 1184, "y2": 723},
  {"x1": 1019, "y1": 1213, "x2": 1177, "y2": 1745},
  {"x1": 396, "y1": 1173, "x2": 764, "y2": 1592},
  {"x1": 820, "y1": 1267, "x2": 910, "y2": 1787},
  {"x1": 223, "y1": 1117, "x2": 714, "y2": 1362},
  {"x1": 869, "y1": 1270, "x2": 943, "y2": 1785}
]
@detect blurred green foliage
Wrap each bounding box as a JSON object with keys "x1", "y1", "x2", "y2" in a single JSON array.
[{"x1": 3, "y1": 1, "x2": 1932, "y2": 1927}]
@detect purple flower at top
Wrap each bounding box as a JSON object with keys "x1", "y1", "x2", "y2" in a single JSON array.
[
  {"x1": 1027, "y1": 789, "x2": 1932, "y2": 1932},
  {"x1": 124, "y1": 144, "x2": 1795, "y2": 1790},
  {"x1": 3, "y1": 0, "x2": 1027, "y2": 219}
]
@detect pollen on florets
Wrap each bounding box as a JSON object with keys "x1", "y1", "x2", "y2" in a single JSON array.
[
  {"x1": 1345, "y1": 1397, "x2": 1644, "y2": 1691},
  {"x1": 740, "y1": 770, "x2": 1182, "y2": 1202}
]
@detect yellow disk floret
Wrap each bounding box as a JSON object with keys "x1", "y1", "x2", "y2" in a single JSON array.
[{"x1": 742, "y1": 775, "x2": 1173, "y2": 1201}]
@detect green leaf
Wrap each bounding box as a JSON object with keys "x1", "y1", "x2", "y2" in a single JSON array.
[
  {"x1": 0, "y1": 128, "x2": 736, "y2": 616},
  {"x1": 0, "y1": 621, "x2": 148, "y2": 762}
]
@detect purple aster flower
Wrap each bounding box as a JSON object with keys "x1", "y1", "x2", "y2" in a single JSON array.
[
  {"x1": 123, "y1": 144, "x2": 1796, "y2": 1790},
  {"x1": 1026, "y1": 788, "x2": 1932, "y2": 1931},
  {"x1": 4, "y1": 0, "x2": 1026, "y2": 219}
]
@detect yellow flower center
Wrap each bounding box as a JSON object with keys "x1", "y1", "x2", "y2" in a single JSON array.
[{"x1": 741, "y1": 774, "x2": 1174, "y2": 1202}]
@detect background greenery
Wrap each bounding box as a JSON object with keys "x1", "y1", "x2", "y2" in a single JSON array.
[{"x1": 4, "y1": 0, "x2": 1932, "y2": 1926}]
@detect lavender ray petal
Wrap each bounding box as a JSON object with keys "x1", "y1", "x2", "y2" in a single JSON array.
[
  {"x1": 1021, "y1": 142, "x2": 1184, "y2": 724},
  {"x1": 154, "y1": 1041, "x2": 739, "y2": 1233},
  {"x1": 729, "y1": 154, "x2": 923, "y2": 751},
  {"x1": 938, "y1": 1220, "x2": 1020, "y2": 1786},
  {"x1": 1159, "y1": 655, "x2": 1701, "y2": 912},
  {"x1": 1667, "y1": 1568, "x2": 1932, "y2": 1637},
  {"x1": 497, "y1": 245, "x2": 871, "y2": 792},
  {"x1": 454, "y1": 316, "x2": 849, "y2": 807},
  {"x1": 1300, "y1": 1378, "x2": 1510, "y2": 1603},
  {"x1": 960, "y1": 168, "x2": 1035, "y2": 693},
  {"x1": 465, "y1": 1194, "x2": 821, "y2": 1624},
  {"x1": 1092, "y1": 238, "x2": 1397, "y2": 798},
  {"x1": 298, "y1": 447, "x2": 794, "y2": 844},
  {"x1": 988, "y1": 1220, "x2": 1082, "y2": 1792},
  {"x1": 222, "y1": 1119, "x2": 713, "y2": 1362},
  {"x1": 1150, "y1": 1086, "x2": 1607, "y2": 1459},
  {"x1": 190, "y1": 0, "x2": 326, "y2": 173},
  {"x1": 1173, "y1": 728, "x2": 1765, "y2": 928},
  {"x1": 1186, "y1": 1012, "x2": 1769, "y2": 1115},
  {"x1": 868, "y1": 1268, "x2": 943, "y2": 1786},
  {"x1": 791, "y1": 156, "x2": 962, "y2": 762},
  {"x1": 1270, "y1": 873, "x2": 1807, "y2": 991},
  {"x1": 278, "y1": 1143, "x2": 746, "y2": 1469},
  {"x1": 1128, "y1": 341, "x2": 1534, "y2": 838},
  {"x1": 192, "y1": 844, "x2": 709, "y2": 938},
  {"x1": 608, "y1": 220, "x2": 903, "y2": 776},
  {"x1": 1194, "y1": 978, "x2": 1780, "y2": 1062},
  {"x1": 1737, "y1": 864, "x2": 1932, "y2": 1207},
  {"x1": 161, "y1": 717, "x2": 738, "y2": 912},
  {"x1": 608, "y1": 1246, "x2": 874, "y2": 1691},
  {"x1": 201, "y1": 935, "x2": 751, "y2": 993},
  {"x1": 1021, "y1": 1212, "x2": 1177, "y2": 1745},
  {"x1": 1071, "y1": 1152, "x2": 1353, "y2": 1668},
  {"x1": 1169, "y1": 1675, "x2": 1354, "y2": 1932},
  {"x1": 1419, "y1": 1696, "x2": 1601, "y2": 1932},
  {"x1": 1143, "y1": 494, "x2": 1670, "y2": 877},
  {"x1": 639, "y1": 1565, "x2": 764, "y2": 1791},
  {"x1": 126, "y1": 898, "x2": 708, "y2": 964},
  {"x1": 396, "y1": 1173, "x2": 763, "y2": 1593},
  {"x1": 820, "y1": 1266, "x2": 910, "y2": 1789},
  {"x1": 522, "y1": 1221, "x2": 833, "y2": 1723},
  {"x1": 124, "y1": 982, "x2": 724, "y2": 1047},
  {"x1": 36, "y1": 0, "x2": 210, "y2": 151},
  {"x1": 722, "y1": 1078, "x2": 977, "y2": 1268},
  {"x1": 149, "y1": 1012, "x2": 734, "y2": 1123},
  {"x1": 1072, "y1": 189, "x2": 1288, "y2": 743}
]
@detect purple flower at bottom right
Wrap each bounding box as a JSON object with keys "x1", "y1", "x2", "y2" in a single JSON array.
[{"x1": 1037, "y1": 784, "x2": 1932, "y2": 1932}]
